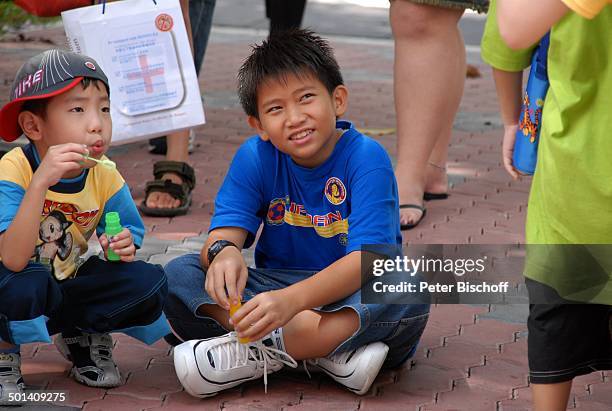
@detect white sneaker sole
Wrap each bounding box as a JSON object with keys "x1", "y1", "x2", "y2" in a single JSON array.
[
  {"x1": 0, "y1": 383, "x2": 25, "y2": 405},
  {"x1": 69, "y1": 366, "x2": 122, "y2": 388},
  {"x1": 324, "y1": 342, "x2": 389, "y2": 395}
]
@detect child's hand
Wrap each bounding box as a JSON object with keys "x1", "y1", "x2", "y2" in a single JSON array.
[
  {"x1": 32, "y1": 143, "x2": 89, "y2": 189},
  {"x1": 502, "y1": 124, "x2": 521, "y2": 180},
  {"x1": 99, "y1": 228, "x2": 136, "y2": 262},
  {"x1": 231, "y1": 289, "x2": 297, "y2": 342},
  {"x1": 205, "y1": 246, "x2": 247, "y2": 311}
]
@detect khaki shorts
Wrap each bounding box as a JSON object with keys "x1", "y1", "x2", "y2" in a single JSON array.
[{"x1": 393, "y1": 0, "x2": 489, "y2": 13}]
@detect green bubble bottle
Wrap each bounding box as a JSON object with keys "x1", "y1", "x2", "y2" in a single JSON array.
[{"x1": 105, "y1": 212, "x2": 122, "y2": 262}]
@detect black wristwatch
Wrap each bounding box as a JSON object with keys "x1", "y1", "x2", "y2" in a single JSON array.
[{"x1": 207, "y1": 240, "x2": 238, "y2": 264}]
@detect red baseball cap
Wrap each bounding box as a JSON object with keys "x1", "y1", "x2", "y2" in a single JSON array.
[{"x1": 0, "y1": 49, "x2": 109, "y2": 142}]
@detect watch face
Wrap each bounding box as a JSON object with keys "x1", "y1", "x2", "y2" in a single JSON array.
[
  {"x1": 208, "y1": 242, "x2": 221, "y2": 261},
  {"x1": 209, "y1": 240, "x2": 233, "y2": 263},
  {"x1": 210, "y1": 242, "x2": 221, "y2": 254}
]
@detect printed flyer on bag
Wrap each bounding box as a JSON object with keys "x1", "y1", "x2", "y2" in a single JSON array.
[{"x1": 62, "y1": 0, "x2": 205, "y2": 144}]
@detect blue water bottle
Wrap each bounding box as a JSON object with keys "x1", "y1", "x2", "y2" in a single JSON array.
[{"x1": 512, "y1": 33, "x2": 550, "y2": 175}]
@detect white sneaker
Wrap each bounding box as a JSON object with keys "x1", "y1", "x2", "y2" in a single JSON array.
[
  {"x1": 54, "y1": 332, "x2": 121, "y2": 388},
  {"x1": 307, "y1": 342, "x2": 389, "y2": 395},
  {"x1": 173, "y1": 332, "x2": 297, "y2": 398},
  {"x1": 0, "y1": 353, "x2": 25, "y2": 405}
]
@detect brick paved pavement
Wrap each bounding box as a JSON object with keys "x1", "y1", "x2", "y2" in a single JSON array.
[{"x1": 0, "y1": 25, "x2": 609, "y2": 411}]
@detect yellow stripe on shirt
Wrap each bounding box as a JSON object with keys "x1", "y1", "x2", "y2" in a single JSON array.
[{"x1": 283, "y1": 211, "x2": 349, "y2": 238}]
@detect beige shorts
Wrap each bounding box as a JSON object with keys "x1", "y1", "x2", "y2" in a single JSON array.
[{"x1": 392, "y1": 0, "x2": 489, "y2": 13}]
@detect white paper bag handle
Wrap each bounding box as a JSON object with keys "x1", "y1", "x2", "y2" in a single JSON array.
[{"x1": 99, "y1": 0, "x2": 158, "y2": 14}]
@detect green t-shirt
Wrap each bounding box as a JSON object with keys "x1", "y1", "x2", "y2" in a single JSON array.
[{"x1": 481, "y1": 1, "x2": 612, "y2": 304}]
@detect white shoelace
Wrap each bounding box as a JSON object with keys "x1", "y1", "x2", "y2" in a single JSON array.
[
  {"x1": 209, "y1": 332, "x2": 298, "y2": 393},
  {"x1": 302, "y1": 360, "x2": 312, "y2": 379}
]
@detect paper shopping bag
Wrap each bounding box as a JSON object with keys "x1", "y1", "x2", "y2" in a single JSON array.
[{"x1": 62, "y1": 0, "x2": 205, "y2": 145}]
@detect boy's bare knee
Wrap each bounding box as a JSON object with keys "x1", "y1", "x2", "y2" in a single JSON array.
[
  {"x1": 197, "y1": 304, "x2": 232, "y2": 330},
  {"x1": 321, "y1": 308, "x2": 359, "y2": 333}
]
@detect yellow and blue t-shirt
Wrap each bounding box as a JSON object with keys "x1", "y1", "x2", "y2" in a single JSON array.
[
  {"x1": 0, "y1": 144, "x2": 144, "y2": 281},
  {"x1": 210, "y1": 120, "x2": 401, "y2": 271}
]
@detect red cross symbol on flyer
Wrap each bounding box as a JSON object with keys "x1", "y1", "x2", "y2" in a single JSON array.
[{"x1": 127, "y1": 55, "x2": 165, "y2": 94}]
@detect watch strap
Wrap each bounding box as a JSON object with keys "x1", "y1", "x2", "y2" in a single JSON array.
[{"x1": 207, "y1": 239, "x2": 237, "y2": 265}]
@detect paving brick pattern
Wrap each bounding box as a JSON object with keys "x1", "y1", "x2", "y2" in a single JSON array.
[{"x1": 0, "y1": 26, "x2": 609, "y2": 411}]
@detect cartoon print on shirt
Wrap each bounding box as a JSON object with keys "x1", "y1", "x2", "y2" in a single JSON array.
[{"x1": 35, "y1": 210, "x2": 73, "y2": 278}]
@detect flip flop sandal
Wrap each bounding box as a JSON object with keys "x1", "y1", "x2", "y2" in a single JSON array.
[
  {"x1": 400, "y1": 204, "x2": 427, "y2": 230},
  {"x1": 424, "y1": 162, "x2": 449, "y2": 201},
  {"x1": 424, "y1": 192, "x2": 449, "y2": 201},
  {"x1": 139, "y1": 161, "x2": 196, "y2": 217}
]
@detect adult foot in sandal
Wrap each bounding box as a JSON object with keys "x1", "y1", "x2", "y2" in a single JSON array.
[
  {"x1": 140, "y1": 127, "x2": 197, "y2": 217},
  {"x1": 424, "y1": 161, "x2": 449, "y2": 201},
  {"x1": 400, "y1": 204, "x2": 427, "y2": 230},
  {"x1": 139, "y1": 161, "x2": 196, "y2": 217},
  {"x1": 397, "y1": 170, "x2": 426, "y2": 229},
  {"x1": 145, "y1": 173, "x2": 183, "y2": 210}
]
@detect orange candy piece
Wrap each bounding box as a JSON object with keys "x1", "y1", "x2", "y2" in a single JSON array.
[{"x1": 229, "y1": 300, "x2": 249, "y2": 344}]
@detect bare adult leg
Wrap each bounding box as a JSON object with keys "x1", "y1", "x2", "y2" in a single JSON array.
[
  {"x1": 532, "y1": 381, "x2": 573, "y2": 411},
  {"x1": 426, "y1": 24, "x2": 465, "y2": 196},
  {"x1": 146, "y1": 0, "x2": 195, "y2": 210},
  {"x1": 390, "y1": 1, "x2": 465, "y2": 227}
]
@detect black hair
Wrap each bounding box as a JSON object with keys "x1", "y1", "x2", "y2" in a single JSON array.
[
  {"x1": 21, "y1": 77, "x2": 110, "y2": 119},
  {"x1": 237, "y1": 28, "x2": 344, "y2": 119}
]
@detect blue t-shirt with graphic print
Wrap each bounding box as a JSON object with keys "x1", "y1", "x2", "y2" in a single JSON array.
[{"x1": 210, "y1": 120, "x2": 401, "y2": 271}]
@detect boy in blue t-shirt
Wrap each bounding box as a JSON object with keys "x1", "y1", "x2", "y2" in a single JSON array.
[
  {"x1": 164, "y1": 29, "x2": 430, "y2": 397},
  {"x1": 0, "y1": 50, "x2": 169, "y2": 404}
]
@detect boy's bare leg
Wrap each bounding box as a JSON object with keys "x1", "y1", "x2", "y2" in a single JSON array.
[
  {"x1": 197, "y1": 305, "x2": 359, "y2": 359},
  {"x1": 0, "y1": 341, "x2": 17, "y2": 351},
  {"x1": 532, "y1": 381, "x2": 573, "y2": 411},
  {"x1": 197, "y1": 303, "x2": 233, "y2": 330},
  {"x1": 282, "y1": 309, "x2": 359, "y2": 359}
]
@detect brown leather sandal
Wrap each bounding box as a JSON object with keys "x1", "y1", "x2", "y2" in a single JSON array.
[{"x1": 138, "y1": 161, "x2": 196, "y2": 217}]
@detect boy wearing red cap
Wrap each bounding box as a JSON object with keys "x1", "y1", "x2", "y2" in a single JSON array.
[{"x1": 0, "y1": 50, "x2": 169, "y2": 404}]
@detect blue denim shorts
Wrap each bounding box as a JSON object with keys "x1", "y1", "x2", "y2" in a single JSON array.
[{"x1": 163, "y1": 253, "x2": 430, "y2": 368}]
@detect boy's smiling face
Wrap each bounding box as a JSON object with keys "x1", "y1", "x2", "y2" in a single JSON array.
[
  {"x1": 248, "y1": 72, "x2": 348, "y2": 168},
  {"x1": 24, "y1": 80, "x2": 112, "y2": 174}
]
